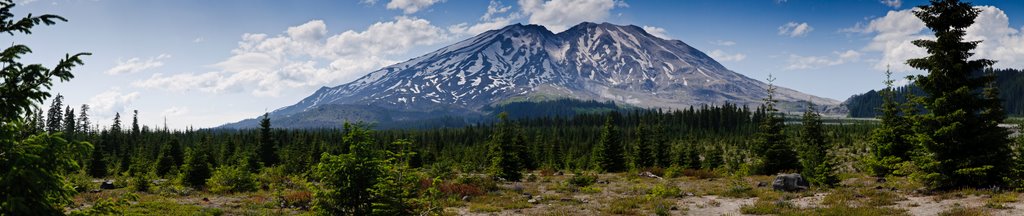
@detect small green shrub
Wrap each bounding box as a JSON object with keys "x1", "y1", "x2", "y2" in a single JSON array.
[
  {"x1": 567, "y1": 173, "x2": 597, "y2": 187},
  {"x1": 648, "y1": 183, "x2": 682, "y2": 198},
  {"x1": 740, "y1": 199, "x2": 797, "y2": 215},
  {"x1": 68, "y1": 171, "x2": 96, "y2": 193},
  {"x1": 206, "y1": 165, "x2": 257, "y2": 194}
]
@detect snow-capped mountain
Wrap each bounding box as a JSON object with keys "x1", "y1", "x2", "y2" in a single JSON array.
[{"x1": 223, "y1": 22, "x2": 839, "y2": 128}]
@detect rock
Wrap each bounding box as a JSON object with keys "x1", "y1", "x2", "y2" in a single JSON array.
[
  {"x1": 99, "y1": 180, "x2": 115, "y2": 189},
  {"x1": 685, "y1": 192, "x2": 695, "y2": 196},
  {"x1": 556, "y1": 171, "x2": 564, "y2": 176},
  {"x1": 462, "y1": 196, "x2": 472, "y2": 202},
  {"x1": 597, "y1": 179, "x2": 609, "y2": 184},
  {"x1": 756, "y1": 181, "x2": 768, "y2": 187},
  {"x1": 771, "y1": 173, "x2": 809, "y2": 192},
  {"x1": 202, "y1": 197, "x2": 210, "y2": 202},
  {"x1": 89, "y1": 189, "x2": 101, "y2": 193},
  {"x1": 638, "y1": 171, "x2": 663, "y2": 179},
  {"x1": 528, "y1": 199, "x2": 538, "y2": 204},
  {"x1": 671, "y1": 206, "x2": 679, "y2": 211},
  {"x1": 876, "y1": 177, "x2": 887, "y2": 184}
]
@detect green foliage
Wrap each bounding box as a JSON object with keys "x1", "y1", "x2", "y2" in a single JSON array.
[
  {"x1": 905, "y1": 0, "x2": 1013, "y2": 189},
  {"x1": 206, "y1": 165, "x2": 257, "y2": 194},
  {"x1": 630, "y1": 120, "x2": 655, "y2": 169},
  {"x1": 567, "y1": 173, "x2": 598, "y2": 187},
  {"x1": 752, "y1": 75, "x2": 799, "y2": 175},
  {"x1": 592, "y1": 113, "x2": 625, "y2": 172},
  {"x1": 179, "y1": 147, "x2": 212, "y2": 188},
  {"x1": 870, "y1": 70, "x2": 916, "y2": 177},
  {"x1": 257, "y1": 113, "x2": 278, "y2": 167},
  {"x1": 68, "y1": 192, "x2": 138, "y2": 216},
  {"x1": 486, "y1": 113, "x2": 525, "y2": 181},
  {"x1": 798, "y1": 102, "x2": 837, "y2": 187}
]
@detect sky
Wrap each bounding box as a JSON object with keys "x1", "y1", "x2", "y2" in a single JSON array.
[{"x1": 8, "y1": 0, "x2": 1024, "y2": 129}]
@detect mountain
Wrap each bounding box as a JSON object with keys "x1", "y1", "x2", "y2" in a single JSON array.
[{"x1": 221, "y1": 22, "x2": 840, "y2": 129}]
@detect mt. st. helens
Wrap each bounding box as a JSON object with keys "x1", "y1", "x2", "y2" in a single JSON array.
[{"x1": 222, "y1": 22, "x2": 839, "y2": 129}]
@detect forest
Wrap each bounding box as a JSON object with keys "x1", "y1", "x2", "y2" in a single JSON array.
[{"x1": 4, "y1": 0, "x2": 1024, "y2": 215}]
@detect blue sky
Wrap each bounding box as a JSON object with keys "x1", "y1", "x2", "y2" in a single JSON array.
[{"x1": 9, "y1": 0, "x2": 1024, "y2": 129}]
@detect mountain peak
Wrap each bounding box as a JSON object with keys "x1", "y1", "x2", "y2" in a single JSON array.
[{"x1": 237, "y1": 22, "x2": 840, "y2": 128}]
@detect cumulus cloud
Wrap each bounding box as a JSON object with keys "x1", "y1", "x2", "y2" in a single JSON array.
[
  {"x1": 106, "y1": 54, "x2": 170, "y2": 75},
  {"x1": 708, "y1": 49, "x2": 746, "y2": 62},
  {"x1": 641, "y1": 25, "x2": 670, "y2": 39},
  {"x1": 387, "y1": 0, "x2": 444, "y2": 14},
  {"x1": 880, "y1": 0, "x2": 901, "y2": 8},
  {"x1": 134, "y1": 17, "x2": 450, "y2": 97},
  {"x1": 449, "y1": 0, "x2": 521, "y2": 35},
  {"x1": 778, "y1": 22, "x2": 814, "y2": 37},
  {"x1": 711, "y1": 40, "x2": 736, "y2": 46},
  {"x1": 854, "y1": 6, "x2": 1024, "y2": 71},
  {"x1": 518, "y1": 0, "x2": 626, "y2": 32},
  {"x1": 87, "y1": 88, "x2": 140, "y2": 118},
  {"x1": 785, "y1": 50, "x2": 861, "y2": 70}
]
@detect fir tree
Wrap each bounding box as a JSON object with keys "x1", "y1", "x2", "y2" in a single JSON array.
[
  {"x1": 592, "y1": 113, "x2": 625, "y2": 172},
  {"x1": 798, "y1": 101, "x2": 837, "y2": 187},
  {"x1": 653, "y1": 123, "x2": 672, "y2": 168},
  {"x1": 703, "y1": 145, "x2": 723, "y2": 170},
  {"x1": 487, "y1": 113, "x2": 524, "y2": 181},
  {"x1": 62, "y1": 106, "x2": 76, "y2": 137},
  {"x1": 180, "y1": 147, "x2": 212, "y2": 188},
  {"x1": 131, "y1": 110, "x2": 139, "y2": 136},
  {"x1": 870, "y1": 69, "x2": 915, "y2": 177},
  {"x1": 905, "y1": 0, "x2": 1012, "y2": 188},
  {"x1": 257, "y1": 113, "x2": 278, "y2": 167},
  {"x1": 45, "y1": 94, "x2": 63, "y2": 133},
  {"x1": 752, "y1": 75, "x2": 799, "y2": 174},
  {"x1": 630, "y1": 120, "x2": 654, "y2": 169},
  {"x1": 77, "y1": 104, "x2": 91, "y2": 134},
  {"x1": 111, "y1": 112, "x2": 122, "y2": 133}
]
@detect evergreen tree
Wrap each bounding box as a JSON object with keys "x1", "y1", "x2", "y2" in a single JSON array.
[
  {"x1": 312, "y1": 123, "x2": 382, "y2": 215},
  {"x1": 257, "y1": 113, "x2": 278, "y2": 167},
  {"x1": 131, "y1": 110, "x2": 139, "y2": 136},
  {"x1": 62, "y1": 106, "x2": 76, "y2": 137},
  {"x1": 752, "y1": 75, "x2": 799, "y2": 174},
  {"x1": 0, "y1": 1, "x2": 91, "y2": 214},
  {"x1": 653, "y1": 123, "x2": 672, "y2": 168},
  {"x1": 798, "y1": 101, "x2": 837, "y2": 187},
  {"x1": 111, "y1": 112, "x2": 122, "y2": 133},
  {"x1": 486, "y1": 113, "x2": 524, "y2": 181},
  {"x1": 592, "y1": 113, "x2": 625, "y2": 172},
  {"x1": 679, "y1": 142, "x2": 700, "y2": 169},
  {"x1": 180, "y1": 147, "x2": 212, "y2": 188},
  {"x1": 870, "y1": 69, "x2": 915, "y2": 177},
  {"x1": 77, "y1": 104, "x2": 90, "y2": 134},
  {"x1": 905, "y1": 0, "x2": 1012, "y2": 188},
  {"x1": 630, "y1": 120, "x2": 654, "y2": 169},
  {"x1": 87, "y1": 145, "x2": 107, "y2": 177},
  {"x1": 703, "y1": 145, "x2": 723, "y2": 170},
  {"x1": 45, "y1": 94, "x2": 63, "y2": 133}
]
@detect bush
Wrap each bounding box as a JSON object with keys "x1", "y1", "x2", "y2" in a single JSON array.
[
  {"x1": 567, "y1": 173, "x2": 598, "y2": 187},
  {"x1": 129, "y1": 173, "x2": 152, "y2": 193},
  {"x1": 206, "y1": 166, "x2": 257, "y2": 194},
  {"x1": 648, "y1": 183, "x2": 682, "y2": 198},
  {"x1": 68, "y1": 171, "x2": 96, "y2": 193}
]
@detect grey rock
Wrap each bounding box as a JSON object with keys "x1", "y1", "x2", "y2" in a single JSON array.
[
  {"x1": 772, "y1": 173, "x2": 809, "y2": 192},
  {"x1": 99, "y1": 180, "x2": 115, "y2": 189}
]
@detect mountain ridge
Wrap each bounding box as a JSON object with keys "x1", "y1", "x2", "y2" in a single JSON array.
[{"x1": 222, "y1": 22, "x2": 840, "y2": 129}]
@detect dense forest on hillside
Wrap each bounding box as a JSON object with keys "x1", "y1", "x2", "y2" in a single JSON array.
[{"x1": 845, "y1": 68, "x2": 1024, "y2": 117}]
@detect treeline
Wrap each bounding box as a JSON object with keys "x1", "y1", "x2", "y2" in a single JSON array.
[{"x1": 846, "y1": 68, "x2": 1024, "y2": 117}]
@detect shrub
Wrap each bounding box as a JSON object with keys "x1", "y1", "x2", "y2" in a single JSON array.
[
  {"x1": 281, "y1": 190, "x2": 312, "y2": 209},
  {"x1": 567, "y1": 173, "x2": 598, "y2": 187},
  {"x1": 648, "y1": 183, "x2": 682, "y2": 198},
  {"x1": 206, "y1": 165, "x2": 257, "y2": 194},
  {"x1": 68, "y1": 171, "x2": 96, "y2": 193}
]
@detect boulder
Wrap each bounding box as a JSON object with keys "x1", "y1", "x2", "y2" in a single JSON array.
[
  {"x1": 99, "y1": 180, "x2": 115, "y2": 189},
  {"x1": 638, "y1": 171, "x2": 663, "y2": 180},
  {"x1": 771, "y1": 173, "x2": 809, "y2": 192}
]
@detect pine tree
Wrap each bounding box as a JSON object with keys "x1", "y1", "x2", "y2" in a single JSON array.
[
  {"x1": 131, "y1": 110, "x2": 139, "y2": 136},
  {"x1": 487, "y1": 113, "x2": 523, "y2": 181},
  {"x1": 111, "y1": 112, "x2": 122, "y2": 133},
  {"x1": 905, "y1": 0, "x2": 1012, "y2": 188},
  {"x1": 62, "y1": 106, "x2": 76, "y2": 137},
  {"x1": 798, "y1": 101, "x2": 837, "y2": 187},
  {"x1": 870, "y1": 69, "x2": 915, "y2": 177},
  {"x1": 752, "y1": 75, "x2": 799, "y2": 174},
  {"x1": 703, "y1": 145, "x2": 723, "y2": 170},
  {"x1": 592, "y1": 113, "x2": 625, "y2": 172},
  {"x1": 653, "y1": 123, "x2": 672, "y2": 168},
  {"x1": 630, "y1": 120, "x2": 654, "y2": 169},
  {"x1": 180, "y1": 147, "x2": 212, "y2": 188},
  {"x1": 77, "y1": 104, "x2": 91, "y2": 134},
  {"x1": 257, "y1": 113, "x2": 278, "y2": 167},
  {"x1": 679, "y1": 142, "x2": 700, "y2": 169},
  {"x1": 312, "y1": 123, "x2": 382, "y2": 215},
  {"x1": 45, "y1": 94, "x2": 63, "y2": 133}
]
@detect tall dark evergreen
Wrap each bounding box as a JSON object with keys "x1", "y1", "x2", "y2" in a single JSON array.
[
  {"x1": 752, "y1": 75, "x2": 799, "y2": 174},
  {"x1": 905, "y1": 0, "x2": 1012, "y2": 188},
  {"x1": 111, "y1": 112, "x2": 122, "y2": 133},
  {"x1": 77, "y1": 104, "x2": 90, "y2": 134},
  {"x1": 486, "y1": 113, "x2": 524, "y2": 181},
  {"x1": 798, "y1": 101, "x2": 837, "y2": 187},
  {"x1": 592, "y1": 113, "x2": 625, "y2": 172},
  {"x1": 630, "y1": 121, "x2": 654, "y2": 169},
  {"x1": 870, "y1": 69, "x2": 915, "y2": 177},
  {"x1": 62, "y1": 106, "x2": 75, "y2": 137},
  {"x1": 131, "y1": 110, "x2": 140, "y2": 136},
  {"x1": 257, "y1": 113, "x2": 278, "y2": 167},
  {"x1": 180, "y1": 147, "x2": 212, "y2": 188},
  {"x1": 45, "y1": 94, "x2": 63, "y2": 133},
  {"x1": 653, "y1": 123, "x2": 672, "y2": 168}
]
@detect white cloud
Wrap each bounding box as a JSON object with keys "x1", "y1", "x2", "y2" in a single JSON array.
[
  {"x1": 106, "y1": 54, "x2": 171, "y2": 75},
  {"x1": 518, "y1": 0, "x2": 625, "y2": 32},
  {"x1": 87, "y1": 88, "x2": 140, "y2": 118},
  {"x1": 386, "y1": 0, "x2": 444, "y2": 14},
  {"x1": 641, "y1": 25, "x2": 670, "y2": 39},
  {"x1": 193, "y1": 37, "x2": 205, "y2": 43},
  {"x1": 449, "y1": 1, "x2": 522, "y2": 35},
  {"x1": 778, "y1": 22, "x2": 814, "y2": 37},
  {"x1": 708, "y1": 49, "x2": 746, "y2": 62},
  {"x1": 855, "y1": 6, "x2": 1024, "y2": 71},
  {"x1": 711, "y1": 40, "x2": 736, "y2": 46},
  {"x1": 785, "y1": 50, "x2": 861, "y2": 70},
  {"x1": 160, "y1": 106, "x2": 189, "y2": 117},
  {"x1": 134, "y1": 17, "x2": 449, "y2": 97},
  {"x1": 880, "y1": 0, "x2": 901, "y2": 8}
]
